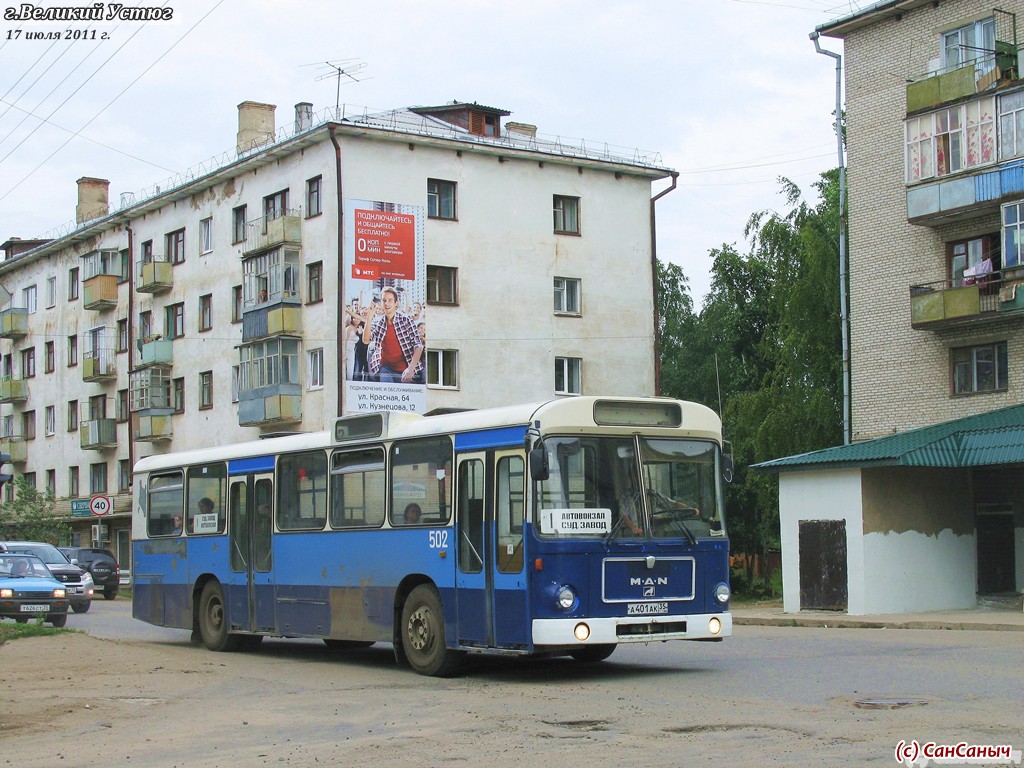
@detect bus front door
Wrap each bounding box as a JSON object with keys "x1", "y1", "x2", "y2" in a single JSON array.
[
  {"x1": 228, "y1": 473, "x2": 276, "y2": 633},
  {"x1": 455, "y1": 450, "x2": 529, "y2": 650}
]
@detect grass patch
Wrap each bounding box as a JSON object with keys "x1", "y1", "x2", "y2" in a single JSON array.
[{"x1": 0, "y1": 618, "x2": 74, "y2": 644}]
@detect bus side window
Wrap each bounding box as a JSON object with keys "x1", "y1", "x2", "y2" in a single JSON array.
[
  {"x1": 278, "y1": 450, "x2": 328, "y2": 531},
  {"x1": 390, "y1": 437, "x2": 453, "y2": 526},
  {"x1": 148, "y1": 471, "x2": 184, "y2": 537},
  {"x1": 187, "y1": 462, "x2": 227, "y2": 535},
  {"x1": 330, "y1": 447, "x2": 385, "y2": 529},
  {"x1": 496, "y1": 456, "x2": 524, "y2": 573}
]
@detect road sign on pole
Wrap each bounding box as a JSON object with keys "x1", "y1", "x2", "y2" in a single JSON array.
[{"x1": 89, "y1": 495, "x2": 114, "y2": 516}]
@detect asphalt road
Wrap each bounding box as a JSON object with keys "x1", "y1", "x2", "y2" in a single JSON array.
[{"x1": 38, "y1": 597, "x2": 1024, "y2": 767}]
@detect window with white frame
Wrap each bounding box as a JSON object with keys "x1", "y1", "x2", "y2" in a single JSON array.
[
  {"x1": 243, "y1": 247, "x2": 300, "y2": 306},
  {"x1": 200, "y1": 217, "x2": 213, "y2": 254},
  {"x1": 426, "y1": 349, "x2": 458, "y2": 389},
  {"x1": 553, "y1": 196, "x2": 580, "y2": 234},
  {"x1": 307, "y1": 347, "x2": 324, "y2": 389},
  {"x1": 555, "y1": 356, "x2": 581, "y2": 395},
  {"x1": 943, "y1": 17, "x2": 996, "y2": 75},
  {"x1": 952, "y1": 341, "x2": 1007, "y2": 395},
  {"x1": 1002, "y1": 201, "x2": 1024, "y2": 268},
  {"x1": 998, "y1": 90, "x2": 1024, "y2": 161},
  {"x1": 82, "y1": 249, "x2": 121, "y2": 279},
  {"x1": 905, "y1": 97, "x2": 994, "y2": 182},
  {"x1": 554, "y1": 277, "x2": 581, "y2": 314},
  {"x1": 231, "y1": 365, "x2": 239, "y2": 403},
  {"x1": 45, "y1": 405, "x2": 55, "y2": 436},
  {"x1": 239, "y1": 338, "x2": 300, "y2": 391},
  {"x1": 46, "y1": 276, "x2": 56, "y2": 308},
  {"x1": 22, "y1": 285, "x2": 36, "y2": 313}
]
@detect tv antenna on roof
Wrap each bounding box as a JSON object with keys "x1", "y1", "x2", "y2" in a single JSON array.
[{"x1": 302, "y1": 58, "x2": 369, "y2": 113}]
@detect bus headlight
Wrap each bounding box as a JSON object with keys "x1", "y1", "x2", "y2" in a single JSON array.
[
  {"x1": 556, "y1": 585, "x2": 578, "y2": 611},
  {"x1": 714, "y1": 582, "x2": 731, "y2": 604},
  {"x1": 708, "y1": 617, "x2": 722, "y2": 635},
  {"x1": 574, "y1": 623, "x2": 591, "y2": 641}
]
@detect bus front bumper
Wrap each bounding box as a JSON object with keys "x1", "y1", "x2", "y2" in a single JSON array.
[{"x1": 532, "y1": 612, "x2": 732, "y2": 646}]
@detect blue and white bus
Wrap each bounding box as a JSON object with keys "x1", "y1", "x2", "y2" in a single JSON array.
[{"x1": 132, "y1": 396, "x2": 732, "y2": 676}]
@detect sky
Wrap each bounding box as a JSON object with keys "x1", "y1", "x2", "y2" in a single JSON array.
[{"x1": 0, "y1": 0, "x2": 855, "y2": 306}]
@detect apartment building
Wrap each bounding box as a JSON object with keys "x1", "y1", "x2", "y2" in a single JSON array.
[
  {"x1": 0, "y1": 99, "x2": 674, "y2": 564},
  {"x1": 760, "y1": 1, "x2": 1024, "y2": 614}
]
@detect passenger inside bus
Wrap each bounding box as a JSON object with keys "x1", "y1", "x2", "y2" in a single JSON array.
[{"x1": 402, "y1": 503, "x2": 422, "y2": 525}]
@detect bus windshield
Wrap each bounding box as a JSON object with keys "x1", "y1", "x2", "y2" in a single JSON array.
[{"x1": 535, "y1": 435, "x2": 726, "y2": 540}]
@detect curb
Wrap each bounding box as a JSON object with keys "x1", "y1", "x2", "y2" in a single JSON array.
[{"x1": 733, "y1": 615, "x2": 1024, "y2": 632}]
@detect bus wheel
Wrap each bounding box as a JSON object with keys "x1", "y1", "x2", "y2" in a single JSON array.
[
  {"x1": 400, "y1": 585, "x2": 462, "y2": 677},
  {"x1": 570, "y1": 644, "x2": 616, "y2": 663},
  {"x1": 324, "y1": 639, "x2": 375, "y2": 650},
  {"x1": 198, "y1": 582, "x2": 241, "y2": 652}
]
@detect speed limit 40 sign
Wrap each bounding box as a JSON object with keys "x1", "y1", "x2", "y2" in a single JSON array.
[{"x1": 89, "y1": 495, "x2": 114, "y2": 516}]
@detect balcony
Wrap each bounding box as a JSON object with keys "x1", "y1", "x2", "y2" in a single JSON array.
[
  {"x1": 80, "y1": 418, "x2": 117, "y2": 450},
  {"x1": 0, "y1": 436, "x2": 28, "y2": 463},
  {"x1": 83, "y1": 350, "x2": 118, "y2": 382},
  {"x1": 241, "y1": 302, "x2": 302, "y2": 342},
  {"x1": 83, "y1": 274, "x2": 118, "y2": 311},
  {"x1": 243, "y1": 212, "x2": 302, "y2": 256},
  {"x1": 909, "y1": 272, "x2": 1024, "y2": 329},
  {"x1": 132, "y1": 413, "x2": 172, "y2": 442},
  {"x1": 0, "y1": 376, "x2": 28, "y2": 403},
  {"x1": 0, "y1": 307, "x2": 28, "y2": 339},
  {"x1": 906, "y1": 43, "x2": 1018, "y2": 113},
  {"x1": 136, "y1": 337, "x2": 173, "y2": 368},
  {"x1": 238, "y1": 387, "x2": 302, "y2": 428},
  {"x1": 137, "y1": 258, "x2": 173, "y2": 294}
]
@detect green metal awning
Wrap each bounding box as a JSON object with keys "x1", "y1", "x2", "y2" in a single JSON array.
[{"x1": 754, "y1": 403, "x2": 1024, "y2": 473}]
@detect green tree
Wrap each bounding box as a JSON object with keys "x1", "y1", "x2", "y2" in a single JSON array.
[{"x1": 0, "y1": 476, "x2": 69, "y2": 543}]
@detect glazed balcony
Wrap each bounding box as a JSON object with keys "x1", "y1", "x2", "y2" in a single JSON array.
[
  {"x1": 83, "y1": 349, "x2": 118, "y2": 382},
  {"x1": 0, "y1": 436, "x2": 28, "y2": 463},
  {"x1": 132, "y1": 413, "x2": 172, "y2": 442},
  {"x1": 243, "y1": 211, "x2": 302, "y2": 256},
  {"x1": 0, "y1": 307, "x2": 28, "y2": 339},
  {"x1": 909, "y1": 271, "x2": 1024, "y2": 329},
  {"x1": 80, "y1": 418, "x2": 117, "y2": 450},
  {"x1": 83, "y1": 274, "x2": 118, "y2": 311},
  {"x1": 0, "y1": 376, "x2": 28, "y2": 403},
  {"x1": 137, "y1": 257, "x2": 173, "y2": 294}
]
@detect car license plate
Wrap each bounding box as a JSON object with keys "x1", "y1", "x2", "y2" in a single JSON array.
[
  {"x1": 627, "y1": 602, "x2": 668, "y2": 615},
  {"x1": 20, "y1": 604, "x2": 49, "y2": 612}
]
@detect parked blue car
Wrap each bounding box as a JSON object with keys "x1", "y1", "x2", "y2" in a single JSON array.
[{"x1": 0, "y1": 552, "x2": 69, "y2": 627}]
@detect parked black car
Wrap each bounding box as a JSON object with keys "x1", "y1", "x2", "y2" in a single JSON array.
[
  {"x1": 0, "y1": 542, "x2": 94, "y2": 612},
  {"x1": 59, "y1": 547, "x2": 119, "y2": 600}
]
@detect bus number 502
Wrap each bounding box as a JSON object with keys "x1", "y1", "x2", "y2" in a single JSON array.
[{"x1": 428, "y1": 530, "x2": 449, "y2": 549}]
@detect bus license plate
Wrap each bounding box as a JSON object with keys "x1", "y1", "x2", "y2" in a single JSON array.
[
  {"x1": 627, "y1": 602, "x2": 668, "y2": 615},
  {"x1": 20, "y1": 604, "x2": 49, "y2": 612}
]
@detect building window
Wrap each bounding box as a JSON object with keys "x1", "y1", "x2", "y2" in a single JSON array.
[
  {"x1": 233, "y1": 205, "x2": 247, "y2": 244},
  {"x1": 231, "y1": 365, "x2": 240, "y2": 403},
  {"x1": 90, "y1": 462, "x2": 107, "y2": 494},
  {"x1": 117, "y1": 319, "x2": 128, "y2": 353},
  {"x1": 307, "y1": 348, "x2": 324, "y2": 390},
  {"x1": 239, "y1": 339, "x2": 300, "y2": 391},
  {"x1": 427, "y1": 265, "x2": 457, "y2": 305},
  {"x1": 232, "y1": 285, "x2": 243, "y2": 323},
  {"x1": 44, "y1": 341, "x2": 54, "y2": 373},
  {"x1": 173, "y1": 377, "x2": 185, "y2": 414},
  {"x1": 999, "y1": 91, "x2": 1024, "y2": 161},
  {"x1": 555, "y1": 356, "x2": 582, "y2": 395},
  {"x1": 905, "y1": 97, "x2": 994, "y2": 182},
  {"x1": 46, "y1": 276, "x2": 56, "y2": 308},
  {"x1": 68, "y1": 267, "x2": 79, "y2": 300},
  {"x1": 22, "y1": 285, "x2": 37, "y2": 314},
  {"x1": 118, "y1": 249, "x2": 130, "y2": 283},
  {"x1": 21, "y1": 347, "x2": 35, "y2": 378},
  {"x1": 141, "y1": 239, "x2": 153, "y2": 263},
  {"x1": 1003, "y1": 202, "x2": 1024, "y2": 268},
  {"x1": 306, "y1": 176, "x2": 322, "y2": 217},
  {"x1": 943, "y1": 17, "x2": 996, "y2": 74},
  {"x1": 200, "y1": 217, "x2": 213, "y2": 254},
  {"x1": 949, "y1": 235, "x2": 998, "y2": 286},
  {"x1": 118, "y1": 459, "x2": 132, "y2": 492},
  {"x1": 139, "y1": 310, "x2": 153, "y2": 341},
  {"x1": 243, "y1": 247, "x2": 300, "y2": 306},
  {"x1": 554, "y1": 277, "x2": 581, "y2": 314},
  {"x1": 427, "y1": 179, "x2": 457, "y2": 220},
  {"x1": 22, "y1": 410, "x2": 35, "y2": 440},
  {"x1": 199, "y1": 294, "x2": 212, "y2": 332},
  {"x1": 88, "y1": 394, "x2": 107, "y2": 420},
  {"x1": 45, "y1": 405, "x2": 55, "y2": 436},
  {"x1": 116, "y1": 388, "x2": 129, "y2": 422},
  {"x1": 199, "y1": 371, "x2": 213, "y2": 409},
  {"x1": 67, "y1": 334, "x2": 78, "y2": 367},
  {"x1": 264, "y1": 189, "x2": 289, "y2": 223},
  {"x1": 69, "y1": 466, "x2": 79, "y2": 497},
  {"x1": 68, "y1": 400, "x2": 78, "y2": 432},
  {"x1": 166, "y1": 229, "x2": 186, "y2": 264},
  {"x1": 166, "y1": 303, "x2": 185, "y2": 339},
  {"x1": 426, "y1": 349, "x2": 458, "y2": 389},
  {"x1": 952, "y1": 342, "x2": 1008, "y2": 395},
  {"x1": 306, "y1": 261, "x2": 322, "y2": 304},
  {"x1": 46, "y1": 469, "x2": 55, "y2": 495},
  {"x1": 553, "y1": 195, "x2": 580, "y2": 234}
]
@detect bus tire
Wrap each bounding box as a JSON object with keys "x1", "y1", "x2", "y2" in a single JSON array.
[
  {"x1": 570, "y1": 644, "x2": 616, "y2": 663},
  {"x1": 198, "y1": 581, "x2": 241, "y2": 652},
  {"x1": 400, "y1": 585, "x2": 462, "y2": 677}
]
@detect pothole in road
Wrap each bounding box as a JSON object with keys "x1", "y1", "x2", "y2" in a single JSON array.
[{"x1": 854, "y1": 698, "x2": 928, "y2": 710}]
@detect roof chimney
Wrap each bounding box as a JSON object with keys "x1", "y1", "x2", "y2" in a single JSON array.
[
  {"x1": 236, "y1": 101, "x2": 277, "y2": 156},
  {"x1": 76, "y1": 177, "x2": 110, "y2": 223},
  {"x1": 295, "y1": 102, "x2": 313, "y2": 133}
]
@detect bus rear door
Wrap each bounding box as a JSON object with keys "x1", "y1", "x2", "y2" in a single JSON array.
[
  {"x1": 227, "y1": 469, "x2": 275, "y2": 633},
  {"x1": 455, "y1": 449, "x2": 529, "y2": 649}
]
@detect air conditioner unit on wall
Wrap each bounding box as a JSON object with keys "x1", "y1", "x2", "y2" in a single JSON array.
[{"x1": 91, "y1": 524, "x2": 108, "y2": 543}]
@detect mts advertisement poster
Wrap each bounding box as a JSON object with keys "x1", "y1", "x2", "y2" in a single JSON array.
[{"x1": 342, "y1": 198, "x2": 427, "y2": 415}]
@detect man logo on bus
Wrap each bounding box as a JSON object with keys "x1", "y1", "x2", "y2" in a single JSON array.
[{"x1": 630, "y1": 577, "x2": 669, "y2": 586}]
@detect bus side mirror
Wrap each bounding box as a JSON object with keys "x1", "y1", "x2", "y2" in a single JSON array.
[
  {"x1": 721, "y1": 454, "x2": 734, "y2": 484},
  {"x1": 529, "y1": 447, "x2": 548, "y2": 481}
]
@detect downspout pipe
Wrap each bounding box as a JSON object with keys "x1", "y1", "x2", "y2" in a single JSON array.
[
  {"x1": 329, "y1": 126, "x2": 345, "y2": 416},
  {"x1": 811, "y1": 31, "x2": 851, "y2": 446},
  {"x1": 650, "y1": 171, "x2": 679, "y2": 397},
  {"x1": 126, "y1": 223, "x2": 135, "y2": 490}
]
